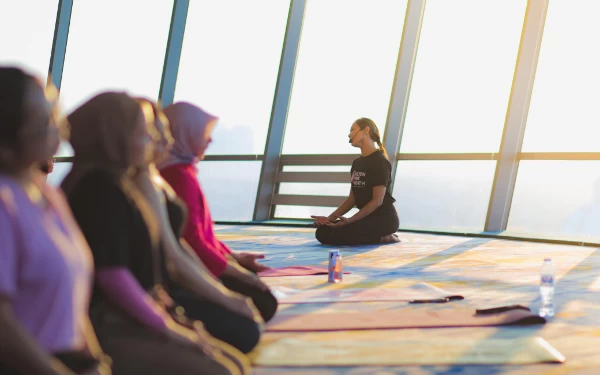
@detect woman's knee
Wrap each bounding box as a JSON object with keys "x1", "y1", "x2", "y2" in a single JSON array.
[
  {"x1": 229, "y1": 319, "x2": 261, "y2": 353},
  {"x1": 315, "y1": 226, "x2": 331, "y2": 244},
  {"x1": 258, "y1": 290, "x2": 278, "y2": 323}
]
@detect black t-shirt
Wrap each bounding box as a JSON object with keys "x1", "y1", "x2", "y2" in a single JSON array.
[
  {"x1": 66, "y1": 169, "x2": 161, "y2": 297},
  {"x1": 350, "y1": 150, "x2": 396, "y2": 215}
]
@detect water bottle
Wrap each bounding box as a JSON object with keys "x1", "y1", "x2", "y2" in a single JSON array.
[
  {"x1": 328, "y1": 250, "x2": 343, "y2": 283},
  {"x1": 539, "y1": 258, "x2": 555, "y2": 318}
]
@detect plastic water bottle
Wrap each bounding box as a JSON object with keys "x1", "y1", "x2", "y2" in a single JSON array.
[
  {"x1": 539, "y1": 258, "x2": 555, "y2": 318},
  {"x1": 328, "y1": 250, "x2": 343, "y2": 283}
]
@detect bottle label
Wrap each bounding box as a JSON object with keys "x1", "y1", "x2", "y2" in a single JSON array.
[{"x1": 541, "y1": 275, "x2": 554, "y2": 283}]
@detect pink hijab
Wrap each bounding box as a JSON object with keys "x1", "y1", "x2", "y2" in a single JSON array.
[{"x1": 157, "y1": 102, "x2": 218, "y2": 170}]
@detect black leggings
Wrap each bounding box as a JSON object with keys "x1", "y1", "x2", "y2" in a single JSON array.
[
  {"x1": 220, "y1": 275, "x2": 278, "y2": 323},
  {"x1": 316, "y1": 211, "x2": 400, "y2": 246},
  {"x1": 172, "y1": 276, "x2": 278, "y2": 354},
  {"x1": 171, "y1": 288, "x2": 261, "y2": 354}
]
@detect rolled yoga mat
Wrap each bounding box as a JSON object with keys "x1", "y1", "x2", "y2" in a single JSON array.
[
  {"x1": 266, "y1": 307, "x2": 545, "y2": 332},
  {"x1": 258, "y1": 265, "x2": 351, "y2": 277},
  {"x1": 249, "y1": 332, "x2": 565, "y2": 366},
  {"x1": 273, "y1": 282, "x2": 464, "y2": 304}
]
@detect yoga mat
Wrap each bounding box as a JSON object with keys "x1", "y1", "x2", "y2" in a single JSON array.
[
  {"x1": 266, "y1": 308, "x2": 545, "y2": 332},
  {"x1": 250, "y1": 332, "x2": 565, "y2": 366},
  {"x1": 274, "y1": 282, "x2": 464, "y2": 304},
  {"x1": 259, "y1": 266, "x2": 351, "y2": 277}
]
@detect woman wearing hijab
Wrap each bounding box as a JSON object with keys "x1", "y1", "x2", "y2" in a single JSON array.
[
  {"x1": 131, "y1": 98, "x2": 264, "y2": 353},
  {"x1": 0, "y1": 67, "x2": 109, "y2": 375},
  {"x1": 158, "y1": 102, "x2": 278, "y2": 324},
  {"x1": 61, "y1": 92, "x2": 249, "y2": 375}
]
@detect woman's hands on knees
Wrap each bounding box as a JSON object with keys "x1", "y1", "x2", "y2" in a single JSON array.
[
  {"x1": 311, "y1": 215, "x2": 332, "y2": 227},
  {"x1": 325, "y1": 215, "x2": 351, "y2": 228},
  {"x1": 231, "y1": 252, "x2": 270, "y2": 273},
  {"x1": 223, "y1": 262, "x2": 269, "y2": 293}
]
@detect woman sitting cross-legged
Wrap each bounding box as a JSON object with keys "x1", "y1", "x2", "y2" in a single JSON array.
[
  {"x1": 131, "y1": 98, "x2": 264, "y2": 353},
  {"x1": 312, "y1": 117, "x2": 400, "y2": 246},
  {"x1": 158, "y1": 102, "x2": 278, "y2": 324},
  {"x1": 61, "y1": 92, "x2": 249, "y2": 375},
  {"x1": 0, "y1": 67, "x2": 109, "y2": 375}
]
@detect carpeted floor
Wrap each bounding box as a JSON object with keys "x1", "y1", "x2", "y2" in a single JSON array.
[{"x1": 215, "y1": 225, "x2": 600, "y2": 375}]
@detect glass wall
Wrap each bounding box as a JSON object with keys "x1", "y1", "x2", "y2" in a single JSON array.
[
  {"x1": 173, "y1": 0, "x2": 290, "y2": 221},
  {"x1": 282, "y1": 0, "x2": 408, "y2": 155},
  {"x1": 393, "y1": 161, "x2": 497, "y2": 232},
  {"x1": 521, "y1": 0, "x2": 600, "y2": 152},
  {"x1": 174, "y1": 0, "x2": 290, "y2": 156},
  {"x1": 0, "y1": 0, "x2": 59, "y2": 81},
  {"x1": 400, "y1": 0, "x2": 526, "y2": 153},
  {"x1": 55, "y1": 0, "x2": 173, "y2": 157},
  {"x1": 8, "y1": 0, "x2": 600, "y2": 242},
  {"x1": 59, "y1": 0, "x2": 173, "y2": 115},
  {"x1": 507, "y1": 0, "x2": 600, "y2": 240},
  {"x1": 197, "y1": 161, "x2": 262, "y2": 222},
  {"x1": 508, "y1": 161, "x2": 600, "y2": 241}
]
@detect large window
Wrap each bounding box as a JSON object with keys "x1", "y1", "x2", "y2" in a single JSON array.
[
  {"x1": 508, "y1": 162, "x2": 600, "y2": 241},
  {"x1": 509, "y1": 1, "x2": 600, "y2": 241},
  {"x1": 174, "y1": 0, "x2": 291, "y2": 155},
  {"x1": 521, "y1": 0, "x2": 600, "y2": 152},
  {"x1": 197, "y1": 161, "x2": 262, "y2": 222},
  {"x1": 400, "y1": 0, "x2": 526, "y2": 153},
  {"x1": 393, "y1": 161, "x2": 497, "y2": 232},
  {"x1": 282, "y1": 0, "x2": 408, "y2": 155},
  {"x1": 0, "y1": 0, "x2": 59, "y2": 81},
  {"x1": 59, "y1": 0, "x2": 173, "y2": 117}
]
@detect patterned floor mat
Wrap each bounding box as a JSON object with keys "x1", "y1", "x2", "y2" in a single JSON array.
[{"x1": 214, "y1": 225, "x2": 600, "y2": 374}]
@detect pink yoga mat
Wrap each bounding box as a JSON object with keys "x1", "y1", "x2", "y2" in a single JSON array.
[
  {"x1": 266, "y1": 308, "x2": 545, "y2": 332},
  {"x1": 259, "y1": 266, "x2": 351, "y2": 277},
  {"x1": 274, "y1": 282, "x2": 463, "y2": 304}
]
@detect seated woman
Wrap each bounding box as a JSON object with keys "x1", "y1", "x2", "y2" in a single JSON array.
[
  {"x1": 312, "y1": 118, "x2": 400, "y2": 245},
  {"x1": 61, "y1": 92, "x2": 249, "y2": 375},
  {"x1": 0, "y1": 67, "x2": 109, "y2": 375},
  {"x1": 131, "y1": 98, "x2": 263, "y2": 353},
  {"x1": 159, "y1": 102, "x2": 278, "y2": 323}
]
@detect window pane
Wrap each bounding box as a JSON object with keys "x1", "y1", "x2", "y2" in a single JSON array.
[
  {"x1": 59, "y1": 0, "x2": 173, "y2": 117},
  {"x1": 282, "y1": 0, "x2": 408, "y2": 155},
  {"x1": 522, "y1": 1, "x2": 600, "y2": 152},
  {"x1": 400, "y1": 0, "x2": 526, "y2": 153},
  {"x1": 507, "y1": 161, "x2": 600, "y2": 241},
  {"x1": 274, "y1": 205, "x2": 358, "y2": 219},
  {"x1": 174, "y1": 0, "x2": 290, "y2": 155},
  {"x1": 393, "y1": 161, "x2": 496, "y2": 231},
  {"x1": 47, "y1": 162, "x2": 72, "y2": 188},
  {"x1": 282, "y1": 165, "x2": 350, "y2": 172},
  {"x1": 0, "y1": 0, "x2": 58, "y2": 81},
  {"x1": 279, "y1": 183, "x2": 348, "y2": 197},
  {"x1": 196, "y1": 161, "x2": 262, "y2": 222}
]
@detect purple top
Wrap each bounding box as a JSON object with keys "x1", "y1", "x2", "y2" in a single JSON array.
[{"x1": 0, "y1": 175, "x2": 93, "y2": 353}]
